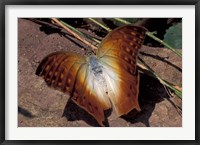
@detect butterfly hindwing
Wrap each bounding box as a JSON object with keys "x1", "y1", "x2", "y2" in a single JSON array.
[
  {"x1": 36, "y1": 52, "x2": 84, "y2": 90},
  {"x1": 71, "y1": 63, "x2": 111, "y2": 126}
]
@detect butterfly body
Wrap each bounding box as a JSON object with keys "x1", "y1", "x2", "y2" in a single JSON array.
[
  {"x1": 89, "y1": 55, "x2": 103, "y2": 76},
  {"x1": 36, "y1": 25, "x2": 147, "y2": 126}
]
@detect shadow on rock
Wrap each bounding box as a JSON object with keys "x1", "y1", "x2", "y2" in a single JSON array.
[
  {"x1": 27, "y1": 18, "x2": 88, "y2": 52},
  {"x1": 122, "y1": 73, "x2": 169, "y2": 127},
  {"x1": 18, "y1": 106, "x2": 34, "y2": 118},
  {"x1": 62, "y1": 99, "x2": 111, "y2": 127},
  {"x1": 63, "y1": 73, "x2": 169, "y2": 127},
  {"x1": 140, "y1": 52, "x2": 182, "y2": 72}
]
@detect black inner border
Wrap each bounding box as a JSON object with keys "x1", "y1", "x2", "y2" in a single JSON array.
[{"x1": 0, "y1": 0, "x2": 199, "y2": 145}]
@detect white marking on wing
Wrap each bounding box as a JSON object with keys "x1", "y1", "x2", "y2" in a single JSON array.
[{"x1": 87, "y1": 67, "x2": 111, "y2": 107}]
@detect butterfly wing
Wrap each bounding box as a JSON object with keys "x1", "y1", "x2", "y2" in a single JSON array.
[
  {"x1": 36, "y1": 25, "x2": 146, "y2": 126},
  {"x1": 36, "y1": 52, "x2": 111, "y2": 126},
  {"x1": 96, "y1": 25, "x2": 147, "y2": 116}
]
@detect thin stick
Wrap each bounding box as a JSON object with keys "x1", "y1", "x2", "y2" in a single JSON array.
[
  {"x1": 138, "y1": 57, "x2": 182, "y2": 98},
  {"x1": 51, "y1": 18, "x2": 98, "y2": 50},
  {"x1": 146, "y1": 32, "x2": 182, "y2": 57},
  {"x1": 88, "y1": 18, "x2": 112, "y2": 32},
  {"x1": 60, "y1": 20, "x2": 101, "y2": 44},
  {"x1": 114, "y1": 18, "x2": 130, "y2": 24}
]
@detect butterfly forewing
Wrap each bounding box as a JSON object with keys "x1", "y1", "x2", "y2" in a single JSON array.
[{"x1": 97, "y1": 25, "x2": 146, "y2": 116}]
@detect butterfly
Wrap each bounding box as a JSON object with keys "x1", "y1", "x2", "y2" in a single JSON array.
[{"x1": 36, "y1": 25, "x2": 147, "y2": 126}]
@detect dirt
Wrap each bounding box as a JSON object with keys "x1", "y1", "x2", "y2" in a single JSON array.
[{"x1": 18, "y1": 18, "x2": 182, "y2": 127}]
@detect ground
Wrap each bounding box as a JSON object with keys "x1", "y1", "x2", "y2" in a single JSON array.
[{"x1": 18, "y1": 18, "x2": 182, "y2": 127}]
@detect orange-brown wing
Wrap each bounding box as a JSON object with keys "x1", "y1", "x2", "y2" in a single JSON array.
[
  {"x1": 36, "y1": 52, "x2": 111, "y2": 126},
  {"x1": 72, "y1": 63, "x2": 111, "y2": 126},
  {"x1": 96, "y1": 25, "x2": 147, "y2": 116}
]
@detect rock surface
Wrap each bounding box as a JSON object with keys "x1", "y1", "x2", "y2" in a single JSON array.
[{"x1": 18, "y1": 18, "x2": 182, "y2": 127}]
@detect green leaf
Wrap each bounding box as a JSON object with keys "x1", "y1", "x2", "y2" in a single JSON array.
[{"x1": 163, "y1": 23, "x2": 182, "y2": 49}]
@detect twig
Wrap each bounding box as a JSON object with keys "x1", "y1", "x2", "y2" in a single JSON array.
[
  {"x1": 51, "y1": 18, "x2": 98, "y2": 50},
  {"x1": 88, "y1": 18, "x2": 112, "y2": 32},
  {"x1": 113, "y1": 18, "x2": 130, "y2": 24},
  {"x1": 138, "y1": 57, "x2": 182, "y2": 98},
  {"x1": 60, "y1": 20, "x2": 101, "y2": 44},
  {"x1": 146, "y1": 32, "x2": 182, "y2": 57}
]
